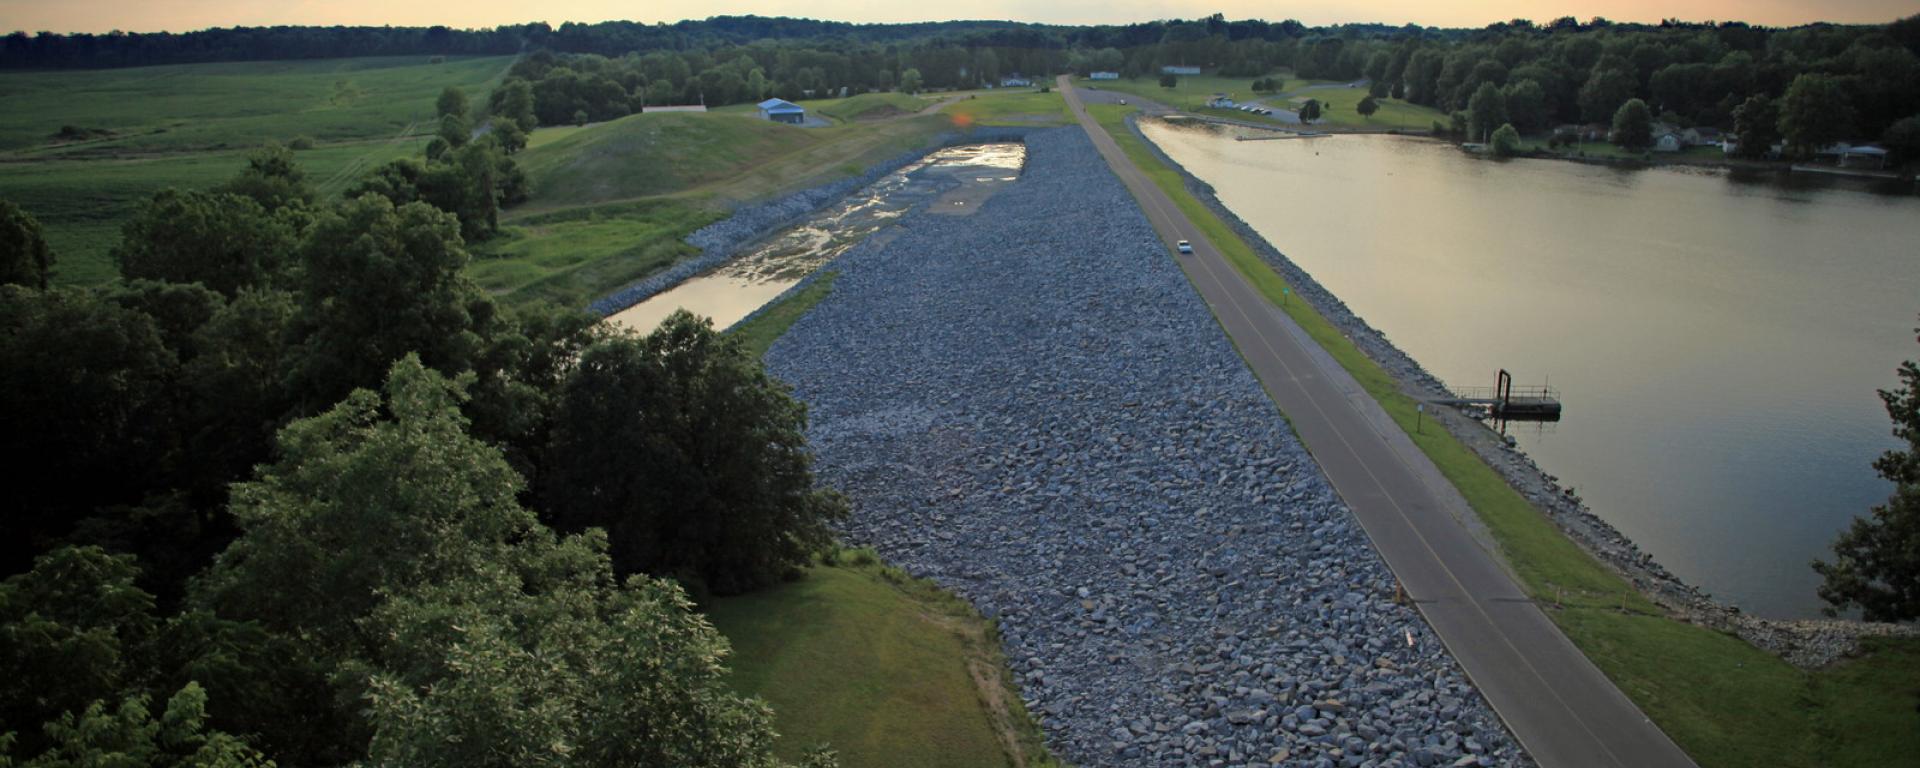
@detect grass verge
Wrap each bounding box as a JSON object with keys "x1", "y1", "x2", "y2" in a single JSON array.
[
  {"x1": 707, "y1": 548, "x2": 1059, "y2": 768},
  {"x1": 1087, "y1": 102, "x2": 1920, "y2": 768},
  {"x1": 729, "y1": 272, "x2": 838, "y2": 359},
  {"x1": 941, "y1": 91, "x2": 1071, "y2": 126}
]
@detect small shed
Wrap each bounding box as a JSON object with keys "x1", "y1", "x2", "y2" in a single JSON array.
[
  {"x1": 1839, "y1": 144, "x2": 1889, "y2": 169},
  {"x1": 757, "y1": 98, "x2": 806, "y2": 124},
  {"x1": 1162, "y1": 65, "x2": 1201, "y2": 75},
  {"x1": 1090, "y1": 71, "x2": 1120, "y2": 80}
]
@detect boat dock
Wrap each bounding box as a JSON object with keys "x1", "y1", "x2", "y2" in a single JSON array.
[{"x1": 1431, "y1": 369, "x2": 1562, "y2": 421}]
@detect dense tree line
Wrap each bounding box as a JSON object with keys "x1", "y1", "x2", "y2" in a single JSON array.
[{"x1": 0, "y1": 122, "x2": 845, "y2": 761}]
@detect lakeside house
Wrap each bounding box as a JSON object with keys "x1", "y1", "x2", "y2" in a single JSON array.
[
  {"x1": 757, "y1": 98, "x2": 806, "y2": 124},
  {"x1": 1653, "y1": 131, "x2": 1684, "y2": 152},
  {"x1": 1206, "y1": 93, "x2": 1237, "y2": 109},
  {"x1": 1090, "y1": 71, "x2": 1120, "y2": 80},
  {"x1": 1825, "y1": 143, "x2": 1891, "y2": 169},
  {"x1": 999, "y1": 75, "x2": 1033, "y2": 87},
  {"x1": 1162, "y1": 65, "x2": 1201, "y2": 75}
]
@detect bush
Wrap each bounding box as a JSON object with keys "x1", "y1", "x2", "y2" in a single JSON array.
[
  {"x1": 287, "y1": 135, "x2": 315, "y2": 150},
  {"x1": 1490, "y1": 123, "x2": 1522, "y2": 157}
]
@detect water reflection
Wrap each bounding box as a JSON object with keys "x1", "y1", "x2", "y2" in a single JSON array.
[
  {"x1": 1142, "y1": 119, "x2": 1920, "y2": 619},
  {"x1": 610, "y1": 143, "x2": 1027, "y2": 333}
]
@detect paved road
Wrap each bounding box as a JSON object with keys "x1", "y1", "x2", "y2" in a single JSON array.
[{"x1": 1058, "y1": 75, "x2": 1697, "y2": 768}]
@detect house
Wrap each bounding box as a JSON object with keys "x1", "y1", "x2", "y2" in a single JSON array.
[
  {"x1": 1162, "y1": 65, "x2": 1201, "y2": 76},
  {"x1": 756, "y1": 98, "x2": 806, "y2": 124},
  {"x1": 1682, "y1": 127, "x2": 1723, "y2": 147},
  {"x1": 999, "y1": 75, "x2": 1032, "y2": 88},
  {"x1": 1653, "y1": 131, "x2": 1684, "y2": 152},
  {"x1": 1089, "y1": 71, "x2": 1120, "y2": 80},
  {"x1": 1206, "y1": 93, "x2": 1236, "y2": 109}
]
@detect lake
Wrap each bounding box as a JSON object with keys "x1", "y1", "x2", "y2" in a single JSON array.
[{"x1": 1141, "y1": 120, "x2": 1920, "y2": 619}]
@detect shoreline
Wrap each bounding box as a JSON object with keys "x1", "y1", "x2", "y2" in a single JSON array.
[
  {"x1": 585, "y1": 126, "x2": 1040, "y2": 317},
  {"x1": 1124, "y1": 113, "x2": 1915, "y2": 668}
]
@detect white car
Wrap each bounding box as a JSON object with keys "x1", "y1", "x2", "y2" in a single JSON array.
[{"x1": 1176, "y1": 240, "x2": 1193, "y2": 254}]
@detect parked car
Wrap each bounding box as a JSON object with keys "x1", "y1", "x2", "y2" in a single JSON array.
[{"x1": 1176, "y1": 240, "x2": 1193, "y2": 254}]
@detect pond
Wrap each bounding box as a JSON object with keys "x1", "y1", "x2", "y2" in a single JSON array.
[
  {"x1": 609, "y1": 143, "x2": 1026, "y2": 333},
  {"x1": 1142, "y1": 119, "x2": 1920, "y2": 619}
]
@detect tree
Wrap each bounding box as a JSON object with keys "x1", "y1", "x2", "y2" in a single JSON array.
[
  {"x1": 572, "y1": 108, "x2": 588, "y2": 126},
  {"x1": 112, "y1": 190, "x2": 297, "y2": 296},
  {"x1": 218, "y1": 144, "x2": 313, "y2": 213},
  {"x1": 900, "y1": 68, "x2": 923, "y2": 94},
  {"x1": 197, "y1": 357, "x2": 827, "y2": 767},
  {"x1": 1731, "y1": 94, "x2": 1781, "y2": 159},
  {"x1": 1779, "y1": 73, "x2": 1857, "y2": 158},
  {"x1": 1611, "y1": 98, "x2": 1653, "y2": 149},
  {"x1": 1490, "y1": 123, "x2": 1522, "y2": 156},
  {"x1": 285, "y1": 196, "x2": 490, "y2": 411},
  {"x1": 1815, "y1": 319, "x2": 1920, "y2": 621},
  {"x1": 1356, "y1": 95, "x2": 1379, "y2": 119},
  {"x1": 1885, "y1": 114, "x2": 1920, "y2": 166},
  {"x1": 1502, "y1": 79, "x2": 1549, "y2": 133},
  {"x1": 541, "y1": 312, "x2": 845, "y2": 595},
  {"x1": 487, "y1": 78, "x2": 537, "y2": 129},
  {"x1": 435, "y1": 86, "x2": 468, "y2": 120},
  {"x1": 1467, "y1": 82, "x2": 1507, "y2": 141},
  {"x1": 437, "y1": 113, "x2": 470, "y2": 149},
  {"x1": 5, "y1": 683, "x2": 271, "y2": 768},
  {"x1": 492, "y1": 117, "x2": 528, "y2": 154},
  {"x1": 1159, "y1": 73, "x2": 1177, "y2": 89},
  {"x1": 0, "y1": 199, "x2": 54, "y2": 289},
  {"x1": 1, "y1": 287, "x2": 181, "y2": 572},
  {"x1": 1299, "y1": 98, "x2": 1322, "y2": 122},
  {"x1": 1578, "y1": 67, "x2": 1635, "y2": 124}
]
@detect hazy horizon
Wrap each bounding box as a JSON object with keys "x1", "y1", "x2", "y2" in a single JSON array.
[{"x1": 0, "y1": 0, "x2": 1909, "y2": 36}]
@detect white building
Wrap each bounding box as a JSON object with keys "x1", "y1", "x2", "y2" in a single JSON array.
[
  {"x1": 1089, "y1": 71, "x2": 1120, "y2": 80},
  {"x1": 1161, "y1": 65, "x2": 1201, "y2": 75}
]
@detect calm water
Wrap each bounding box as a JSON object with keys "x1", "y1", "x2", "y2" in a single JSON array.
[
  {"x1": 611, "y1": 143, "x2": 1025, "y2": 333},
  {"x1": 1143, "y1": 120, "x2": 1920, "y2": 619}
]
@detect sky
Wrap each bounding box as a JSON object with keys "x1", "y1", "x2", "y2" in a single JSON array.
[{"x1": 0, "y1": 0, "x2": 1909, "y2": 34}]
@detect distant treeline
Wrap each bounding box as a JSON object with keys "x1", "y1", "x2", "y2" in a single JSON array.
[{"x1": 8, "y1": 13, "x2": 1920, "y2": 141}]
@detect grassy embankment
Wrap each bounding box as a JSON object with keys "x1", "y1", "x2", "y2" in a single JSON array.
[
  {"x1": 0, "y1": 55, "x2": 512, "y2": 285},
  {"x1": 709, "y1": 548, "x2": 1058, "y2": 768},
  {"x1": 1093, "y1": 74, "x2": 1445, "y2": 131},
  {"x1": 1086, "y1": 102, "x2": 1920, "y2": 768}
]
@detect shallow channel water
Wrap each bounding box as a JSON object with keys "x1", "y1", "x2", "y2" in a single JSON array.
[
  {"x1": 1142, "y1": 119, "x2": 1920, "y2": 619},
  {"x1": 609, "y1": 143, "x2": 1025, "y2": 333}
]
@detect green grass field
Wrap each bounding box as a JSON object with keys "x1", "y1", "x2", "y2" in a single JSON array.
[
  {"x1": 0, "y1": 137, "x2": 430, "y2": 285},
  {"x1": 0, "y1": 56, "x2": 511, "y2": 156},
  {"x1": 940, "y1": 90, "x2": 1071, "y2": 126},
  {"x1": 0, "y1": 55, "x2": 508, "y2": 286},
  {"x1": 811, "y1": 92, "x2": 934, "y2": 122},
  {"x1": 1093, "y1": 74, "x2": 1445, "y2": 132},
  {"x1": 1088, "y1": 102, "x2": 1920, "y2": 768},
  {"x1": 708, "y1": 551, "x2": 1056, "y2": 768}
]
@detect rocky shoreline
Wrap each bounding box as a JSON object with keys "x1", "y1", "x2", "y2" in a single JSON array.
[
  {"x1": 586, "y1": 126, "x2": 1038, "y2": 317},
  {"x1": 765, "y1": 127, "x2": 1524, "y2": 767},
  {"x1": 1124, "y1": 114, "x2": 1916, "y2": 668}
]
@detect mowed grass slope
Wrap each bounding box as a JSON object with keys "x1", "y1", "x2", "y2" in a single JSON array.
[
  {"x1": 515, "y1": 110, "x2": 952, "y2": 210},
  {"x1": 0, "y1": 56, "x2": 511, "y2": 155},
  {"x1": 468, "y1": 198, "x2": 721, "y2": 308},
  {"x1": 708, "y1": 552, "x2": 1054, "y2": 768},
  {"x1": 1087, "y1": 102, "x2": 1920, "y2": 768},
  {"x1": 940, "y1": 90, "x2": 1071, "y2": 126},
  {"x1": 812, "y1": 92, "x2": 933, "y2": 122}
]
